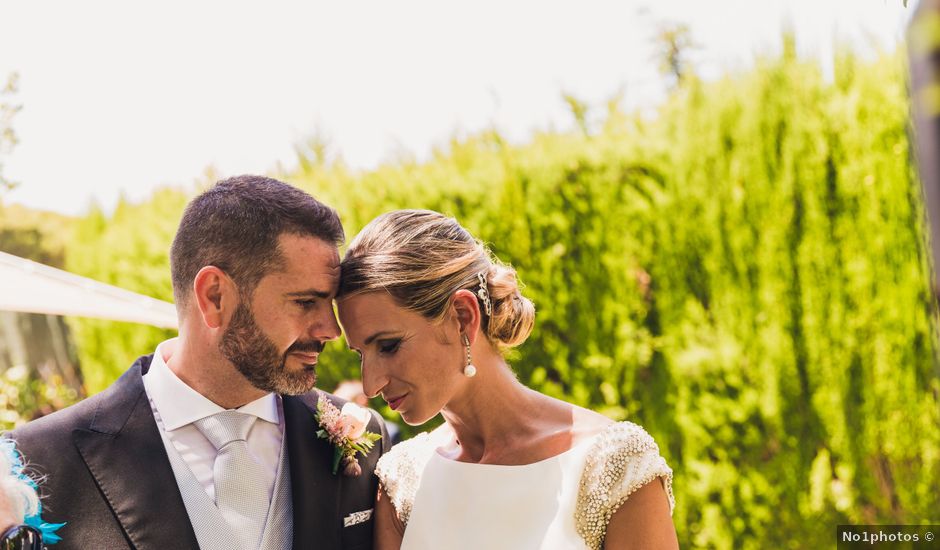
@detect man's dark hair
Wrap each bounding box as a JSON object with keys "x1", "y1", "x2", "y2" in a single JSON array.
[{"x1": 170, "y1": 175, "x2": 344, "y2": 305}]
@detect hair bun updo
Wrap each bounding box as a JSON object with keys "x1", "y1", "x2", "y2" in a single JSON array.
[{"x1": 483, "y1": 264, "x2": 535, "y2": 348}]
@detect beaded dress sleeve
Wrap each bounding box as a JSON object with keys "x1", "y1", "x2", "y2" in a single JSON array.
[
  {"x1": 374, "y1": 432, "x2": 438, "y2": 527},
  {"x1": 574, "y1": 422, "x2": 675, "y2": 549}
]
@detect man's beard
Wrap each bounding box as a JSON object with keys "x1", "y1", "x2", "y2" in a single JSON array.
[{"x1": 219, "y1": 301, "x2": 325, "y2": 395}]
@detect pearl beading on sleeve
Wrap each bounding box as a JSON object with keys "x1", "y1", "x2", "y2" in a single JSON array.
[
  {"x1": 574, "y1": 421, "x2": 675, "y2": 549},
  {"x1": 374, "y1": 432, "x2": 436, "y2": 526}
]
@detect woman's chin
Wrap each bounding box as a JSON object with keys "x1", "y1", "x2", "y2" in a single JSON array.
[{"x1": 399, "y1": 409, "x2": 437, "y2": 427}]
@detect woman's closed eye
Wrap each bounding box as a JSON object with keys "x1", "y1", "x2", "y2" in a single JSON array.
[{"x1": 377, "y1": 338, "x2": 402, "y2": 355}]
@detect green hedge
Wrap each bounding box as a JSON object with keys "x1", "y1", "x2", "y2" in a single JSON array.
[{"x1": 63, "y1": 47, "x2": 939, "y2": 548}]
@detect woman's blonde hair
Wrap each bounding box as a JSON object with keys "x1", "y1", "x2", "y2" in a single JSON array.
[{"x1": 339, "y1": 210, "x2": 535, "y2": 348}]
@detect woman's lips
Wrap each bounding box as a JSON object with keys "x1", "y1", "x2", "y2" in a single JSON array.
[{"x1": 385, "y1": 394, "x2": 407, "y2": 411}]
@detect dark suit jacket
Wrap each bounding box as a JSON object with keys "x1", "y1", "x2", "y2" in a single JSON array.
[{"x1": 9, "y1": 354, "x2": 390, "y2": 550}]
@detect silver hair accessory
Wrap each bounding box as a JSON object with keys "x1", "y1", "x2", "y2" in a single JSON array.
[
  {"x1": 476, "y1": 272, "x2": 493, "y2": 316},
  {"x1": 462, "y1": 334, "x2": 477, "y2": 377}
]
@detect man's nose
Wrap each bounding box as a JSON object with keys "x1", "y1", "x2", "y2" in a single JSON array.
[{"x1": 310, "y1": 307, "x2": 341, "y2": 341}]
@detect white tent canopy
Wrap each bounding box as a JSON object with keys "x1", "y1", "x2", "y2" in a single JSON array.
[{"x1": 0, "y1": 250, "x2": 178, "y2": 329}]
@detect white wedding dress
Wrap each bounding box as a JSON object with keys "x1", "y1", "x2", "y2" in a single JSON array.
[{"x1": 376, "y1": 421, "x2": 674, "y2": 550}]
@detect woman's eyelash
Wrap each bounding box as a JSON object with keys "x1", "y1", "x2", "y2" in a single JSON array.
[{"x1": 378, "y1": 339, "x2": 402, "y2": 354}]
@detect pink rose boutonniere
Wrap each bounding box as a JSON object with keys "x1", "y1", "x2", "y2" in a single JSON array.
[{"x1": 315, "y1": 393, "x2": 382, "y2": 476}]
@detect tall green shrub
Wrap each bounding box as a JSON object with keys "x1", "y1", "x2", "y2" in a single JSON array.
[
  {"x1": 64, "y1": 189, "x2": 186, "y2": 393},
  {"x1": 61, "y1": 47, "x2": 939, "y2": 548}
]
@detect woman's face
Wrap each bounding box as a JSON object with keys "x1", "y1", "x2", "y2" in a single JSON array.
[{"x1": 338, "y1": 291, "x2": 465, "y2": 425}]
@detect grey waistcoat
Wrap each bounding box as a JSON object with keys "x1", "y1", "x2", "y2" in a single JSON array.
[{"x1": 157, "y1": 424, "x2": 294, "y2": 550}]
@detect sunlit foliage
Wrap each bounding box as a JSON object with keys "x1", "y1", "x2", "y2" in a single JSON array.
[{"x1": 31, "y1": 47, "x2": 940, "y2": 548}]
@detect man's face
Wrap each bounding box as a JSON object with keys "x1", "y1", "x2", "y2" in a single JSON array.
[{"x1": 219, "y1": 233, "x2": 341, "y2": 395}]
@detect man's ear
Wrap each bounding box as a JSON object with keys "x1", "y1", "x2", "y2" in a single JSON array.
[
  {"x1": 192, "y1": 266, "x2": 237, "y2": 329},
  {"x1": 451, "y1": 289, "x2": 482, "y2": 343}
]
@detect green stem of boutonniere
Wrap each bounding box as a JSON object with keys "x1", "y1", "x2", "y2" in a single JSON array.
[{"x1": 332, "y1": 447, "x2": 343, "y2": 475}]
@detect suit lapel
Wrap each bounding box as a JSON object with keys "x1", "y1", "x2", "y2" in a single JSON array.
[
  {"x1": 285, "y1": 391, "x2": 342, "y2": 549},
  {"x1": 72, "y1": 357, "x2": 199, "y2": 550}
]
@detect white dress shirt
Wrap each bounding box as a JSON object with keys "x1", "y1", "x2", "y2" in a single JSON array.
[{"x1": 142, "y1": 339, "x2": 284, "y2": 503}]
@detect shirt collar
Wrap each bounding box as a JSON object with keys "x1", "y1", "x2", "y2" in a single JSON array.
[{"x1": 143, "y1": 339, "x2": 281, "y2": 431}]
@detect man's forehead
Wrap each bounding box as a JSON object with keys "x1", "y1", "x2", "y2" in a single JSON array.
[
  {"x1": 249, "y1": 236, "x2": 338, "y2": 291},
  {"x1": 278, "y1": 234, "x2": 339, "y2": 262}
]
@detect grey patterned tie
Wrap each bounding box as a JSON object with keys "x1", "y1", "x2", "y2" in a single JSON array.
[{"x1": 194, "y1": 411, "x2": 269, "y2": 549}]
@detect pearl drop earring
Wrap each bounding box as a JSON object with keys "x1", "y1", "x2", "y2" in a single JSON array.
[{"x1": 462, "y1": 334, "x2": 477, "y2": 378}]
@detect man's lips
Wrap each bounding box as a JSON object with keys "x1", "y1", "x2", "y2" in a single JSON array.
[
  {"x1": 385, "y1": 394, "x2": 407, "y2": 411},
  {"x1": 290, "y1": 352, "x2": 320, "y2": 365}
]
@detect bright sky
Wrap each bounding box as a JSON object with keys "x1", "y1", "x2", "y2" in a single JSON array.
[{"x1": 0, "y1": 0, "x2": 915, "y2": 216}]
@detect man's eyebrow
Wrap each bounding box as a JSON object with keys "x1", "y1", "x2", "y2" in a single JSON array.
[{"x1": 285, "y1": 288, "x2": 332, "y2": 299}]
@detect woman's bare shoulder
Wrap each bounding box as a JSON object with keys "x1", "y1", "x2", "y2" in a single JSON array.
[{"x1": 568, "y1": 402, "x2": 617, "y2": 443}]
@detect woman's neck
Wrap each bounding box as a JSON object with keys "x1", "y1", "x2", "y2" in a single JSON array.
[{"x1": 440, "y1": 357, "x2": 559, "y2": 464}]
